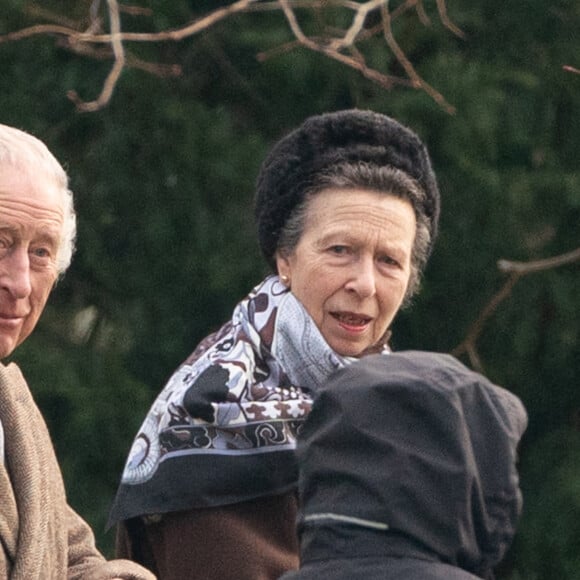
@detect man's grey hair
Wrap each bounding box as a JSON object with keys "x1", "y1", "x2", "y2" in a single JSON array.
[{"x1": 0, "y1": 124, "x2": 76, "y2": 276}]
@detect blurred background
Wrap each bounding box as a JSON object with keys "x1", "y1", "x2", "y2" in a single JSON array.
[{"x1": 1, "y1": 1, "x2": 579, "y2": 577}]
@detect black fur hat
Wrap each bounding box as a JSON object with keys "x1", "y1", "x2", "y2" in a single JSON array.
[{"x1": 254, "y1": 109, "x2": 440, "y2": 271}]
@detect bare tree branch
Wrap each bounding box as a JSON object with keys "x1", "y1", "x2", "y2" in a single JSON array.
[
  {"x1": 278, "y1": 0, "x2": 416, "y2": 90},
  {"x1": 0, "y1": 0, "x2": 462, "y2": 113},
  {"x1": 24, "y1": 4, "x2": 81, "y2": 29},
  {"x1": 327, "y1": 0, "x2": 385, "y2": 50},
  {"x1": 79, "y1": 0, "x2": 260, "y2": 43},
  {"x1": 0, "y1": 0, "x2": 259, "y2": 44},
  {"x1": 118, "y1": 4, "x2": 153, "y2": 17},
  {"x1": 453, "y1": 247, "x2": 580, "y2": 371},
  {"x1": 415, "y1": 1, "x2": 431, "y2": 27},
  {"x1": 381, "y1": 2, "x2": 455, "y2": 113},
  {"x1": 0, "y1": 24, "x2": 80, "y2": 43},
  {"x1": 498, "y1": 247, "x2": 580, "y2": 274},
  {"x1": 436, "y1": 0, "x2": 465, "y2": 38},
  {"x1": 68, "y1": 0, "x2": 126, "y2": 112},
  {"x1": 452, "y1": 272, "x2": 522, "y2": 372}
]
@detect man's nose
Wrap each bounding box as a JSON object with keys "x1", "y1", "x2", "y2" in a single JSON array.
[
  {"x1": 344, "y1": 256, "x2": 376, "y2": 298},
  {"x1": 1, "y1": 248, "x2": 32, "y2": 299}
]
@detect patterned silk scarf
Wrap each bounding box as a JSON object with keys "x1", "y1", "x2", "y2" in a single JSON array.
[{"x1": 110, "y1": 275, "x2": 367, "y2": 524}]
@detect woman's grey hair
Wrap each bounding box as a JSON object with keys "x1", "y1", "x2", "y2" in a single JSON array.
[
  {"x1": 276, "y1": 163, "x2": 431, "y2": 305},
  {"x1": 0, "y1": 124, "x2": 76, "y2": 277}
]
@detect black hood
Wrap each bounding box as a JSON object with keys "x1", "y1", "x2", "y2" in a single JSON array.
[{"x1": 285, "y1": 351, "x2": 527, "y2": 579}]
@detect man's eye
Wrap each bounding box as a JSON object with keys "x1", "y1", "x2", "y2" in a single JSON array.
[
  {"x1": 31, "y1": 247, "x2": 51, "y2": 259},
  {"x1": 0, "y1": 238, "x2": 12, "y2": 257},
  {"x1": 329, "y1": 245, "x2": 348, "y2": 255}
]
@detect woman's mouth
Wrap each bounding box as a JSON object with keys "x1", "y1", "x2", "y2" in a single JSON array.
[{"x1": 332, "y1": 312, "x2": 372, "y2": 329}]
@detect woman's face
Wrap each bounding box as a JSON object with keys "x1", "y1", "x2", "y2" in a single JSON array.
[{"x1": 276, "y1": 188, "x2": 415, "y2": 357}]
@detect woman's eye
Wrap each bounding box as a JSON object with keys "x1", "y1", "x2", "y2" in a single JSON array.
[
  {"x1": 329, "y1": 245, "x2": 348, "y2": 255},
  {"x1": 378, "y1": 255, "x2": 400, "y2": 267}
]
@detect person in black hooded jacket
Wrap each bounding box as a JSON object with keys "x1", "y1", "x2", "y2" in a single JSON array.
[{"x1": 280, "y1": 351, "x2": 528, "y2": 580}]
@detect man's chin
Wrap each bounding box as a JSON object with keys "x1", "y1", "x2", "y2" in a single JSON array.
[
  {"x1": 0, "y1": 345, "x2": 17, "y2": 360},
  {"x1": 0, "y1": 334, "x2": 22, "y2": 360}
]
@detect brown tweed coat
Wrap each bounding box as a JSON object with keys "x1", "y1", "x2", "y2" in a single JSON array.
[{"x1": 0, "y1": 362, "x2": 156, "y2": 580}]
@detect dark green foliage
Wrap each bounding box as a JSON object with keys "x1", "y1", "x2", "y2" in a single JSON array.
[{"x1": 1, "y1": 1, "x2": 579, "y2": 574}]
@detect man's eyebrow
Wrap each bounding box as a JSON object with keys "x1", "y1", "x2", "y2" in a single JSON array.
[
  {"x1": 0, "y1": 224, "x2": 60, "y2": 243},
  {"x1": 34, "y1": 229, "x2": 61, "y2": 245}
]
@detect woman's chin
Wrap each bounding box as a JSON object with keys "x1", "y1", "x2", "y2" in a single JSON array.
[{"x1": 326, "y1": 339, "x2": 368, "y2": 358}]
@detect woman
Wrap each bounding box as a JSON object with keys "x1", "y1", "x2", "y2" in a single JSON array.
[{"x1": 110, "y1": 109, "x2": 441, "y2": 579}]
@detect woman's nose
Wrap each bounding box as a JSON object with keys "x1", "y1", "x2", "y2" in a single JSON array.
[
  {"x1": 344, "y1": 257, "x2": 376, "y2": 298},
  {"x1": 0, "y1": 248, "x2": 32, "y2": 299}
]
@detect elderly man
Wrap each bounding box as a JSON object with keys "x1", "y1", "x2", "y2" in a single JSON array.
[{"x1": 0, "y1": 123, "x2": 155, "y2": 579}]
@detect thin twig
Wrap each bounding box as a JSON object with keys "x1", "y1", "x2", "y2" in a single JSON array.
[
  {"x1": 127, "y1": 56, "x2": 182, "y2": 78},
  {"x1": 0, "y1": 0, "x2": 259, "y2": 44},
  {"x1": 381, "y1": 3, "x2": 456, "y2": 113},
  {"x1": 279, "y1": 0, "x2": 413, "y2": 90},
  {"x1": 415, "y1": 0, "x2": 430, "y2": 26},
  {"x1": 0, "y1": 24, "x2": 80, "y2": 43},
  {"x1": 249, "y1": 0, "x2": 366, "y2": 10},
  {"x1": 452, "y1": 273, "x2": 522, "y2": 372},
  {"x1": 64, "y1": 39, "x2": 182, "y2": 78},
  {"x1": 436, "y1": 0, "x2": 465, "y2": 38},
  {"x1": 68, "y1": 0, "x2": 126, "y2": 112},
  {"x1": 391, "y1": 0, "x2": 420, "y2": 20},
  {"x1": 357, "y1": 0, "x2": 420, "y2": 41},
  {"x1": 119, "y1": 5, "x2": 153, "y2": 17},
  {"x1": 563, "y1": 65, "x2": 580, "y2": 74},
  {"x1": 498, "y1": 247, "x2": 580, "y2": 274},
  {"x1": 328, "y1": 0, "x2": 386, "y2": 50},
  {"x1": 256, "y1": 39, "x2": 302, "y2": 62},
  {"x1": 453, "y1": 246, "x2": 580, "y2": 371},
  {"x1": 25, "y1": 4, "x2": 81, "y2": 28},
  {"x1": 0, "y1": 0, "x2": 460, "y2": 113},
  {"x1": 75, "y1": 0, "x2": 259, "y2": 43}
]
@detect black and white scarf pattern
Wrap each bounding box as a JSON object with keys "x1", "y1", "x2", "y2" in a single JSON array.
[{"x1": 110, "y1": 275, "x2": 379, "y2": 524}]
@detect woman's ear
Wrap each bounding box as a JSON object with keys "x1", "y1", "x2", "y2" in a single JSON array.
[{"x1": 275, "y1": 252, "x2": 291, "y2": 286}]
